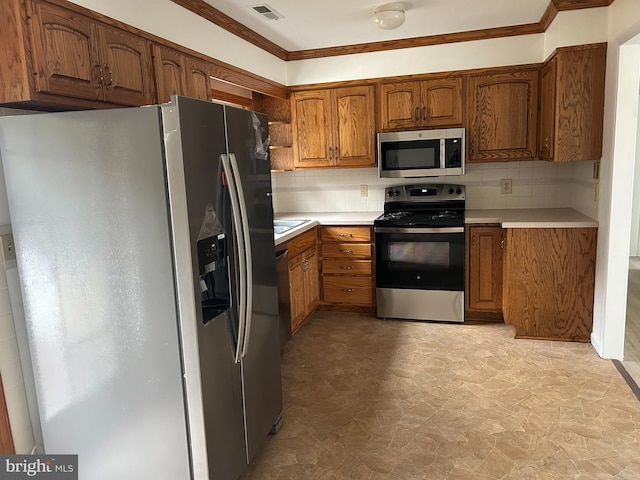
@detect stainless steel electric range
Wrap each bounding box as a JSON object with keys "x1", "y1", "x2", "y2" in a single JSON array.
[{"x1": 374, "y1": 184, "x2": 465, "y2": 322}]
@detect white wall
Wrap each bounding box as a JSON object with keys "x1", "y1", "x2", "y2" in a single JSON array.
[
  {"x1": 286, "y1": 34, "x2": 544, "y2": 85},
  {"x1": 591, "y1": 0, "x2": 640, "y2": 361},
  {"x1": 67, "y1": 0, "x2": 287, "y2": 85}
]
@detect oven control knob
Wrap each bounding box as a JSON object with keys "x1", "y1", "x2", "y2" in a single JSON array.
[
  {"x1": 456, "y1": 188, "x2": 462, "y2": 195},
  {"x1": 448, "y1": 188, "x2": 454, "y2": 194}
]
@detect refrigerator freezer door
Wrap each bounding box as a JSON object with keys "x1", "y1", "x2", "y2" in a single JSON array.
[
  {"x1": 164, "y1": 97, "x2": 248, "y2": 480},
  {"x1": 224, "y1": 106, "x2": 283, "y2": 462},
  {"x1": 0, "y1": 108, "x2": 191, "y2": 479}
]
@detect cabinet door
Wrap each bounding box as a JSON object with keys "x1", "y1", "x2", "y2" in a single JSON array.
[
  {"x1": 185, "y1": 56, "x2": 212, "y2": 101},
  {"x1": 468, "y1": 69, "x2": 539, "y2": 162},
  {"x1": 420, "y1": 77, "x2": 463, "y2": 127},
  {"x1": 333, "y1": 86, "x2": 375, "y2": 167},
  {"x1": 98, "y1": 24, "x2": 155, "y2": 105},
  {"x1": 468, "y1": 226, "x2": 503, "y2": 312},
  {"x1": 538, "y1": 57, "x2": 557, "y2": 160},
  {"x1": 152, "y1": 45, "x2": 187, "y2": 103},
  {"x1": 554, "y1": 45, "x2": 607, "y2": 162},
  {"x1": 503, "y1": 228, "x2": 596, "y2": 341},
  {"x1": 379, "y1": 81, "x2": 421, "y2": 131},
  {"x1": 30, "y1": 1, "x2": 101, "y2": 101},
  {"x1": 153, "y1": 45, "x2": 186, "y2": 103},
  {"x1": 288, "y1": 254, "x2": 306, "y2": 333},
  {"x1": 291, "y1": 90, "x2": 333, "y2": 168}
]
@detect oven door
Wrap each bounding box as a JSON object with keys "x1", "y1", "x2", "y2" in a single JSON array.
[{"x1": 375, "y1": 226, "x2": 464, "y2": 291}]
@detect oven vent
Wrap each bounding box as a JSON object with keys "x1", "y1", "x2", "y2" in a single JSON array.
[{"x1": 250, "y1": 4, "x2": 284, "y2": 21}]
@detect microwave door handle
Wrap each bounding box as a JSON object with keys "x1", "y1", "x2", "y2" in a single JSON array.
[
  {"x1": 221, "y1": 154, "x2": 246, "y2": 365},
  {"x1": 440, "y1": 138, "x2": 446, "y2": 169}
]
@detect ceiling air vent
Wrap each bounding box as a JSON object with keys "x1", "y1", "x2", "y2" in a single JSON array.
[{"x1": 250, "y1": 4, "x2": 284, "y2": 21}]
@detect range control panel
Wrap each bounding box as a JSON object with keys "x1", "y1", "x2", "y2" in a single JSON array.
[{"x1": 384, "y1": 184, "x2": 465, "y2": 203}]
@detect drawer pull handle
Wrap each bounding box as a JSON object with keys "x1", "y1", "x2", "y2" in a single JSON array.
[
  {"x1": 341, "y1": 288, "x2": 354, "y2": 292},
  {"x1": 338, "y1": 233, "x2": 353, "y2": 237},
  {"x1": 340, "y1": 249, "x2": 353, "y2": 253},
  {"x1": 340, "y1": 266, "x2": 353, "y2": 269}
]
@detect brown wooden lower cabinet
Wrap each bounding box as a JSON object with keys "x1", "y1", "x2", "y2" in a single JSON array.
[
  {"x1": 502, "y1": 227, "x2": 597, "y2": 341},
  {"x1": 466, "y1": 225, "x2": 504, "y2": 321},
  {"x1": 320, "y1": 226, "x2": 375, "y2": 311},
  {"x1": 286, "y1": 228, "x2": 319, "y2": 334}
]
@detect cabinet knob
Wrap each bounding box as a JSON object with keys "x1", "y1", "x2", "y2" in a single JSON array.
[
  {"x1": 340, "y1": 265, "x2": 353, "y2": 270},
  {"x1": 501, "y1": 238, "x2": 505, "y2": 250},
  {"x1": 472, "y1": 235, "x2": 475, "y2": 247},
  {"x1": 422, "y1": 106, "x2": 426, "y2": 122},
  {"x1": 341, "y1": 288, "x2": 354, "y2": 292},
  {"x1": 339, "y1": 249, "x2": 353, "y2": 253},
  {"x1": 338, "y1": 233, "x2": 353, "y2": 237}
]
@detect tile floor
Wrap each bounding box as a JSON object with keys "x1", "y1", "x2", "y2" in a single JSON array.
[{"x1": 242, "y1": 312, "x2": 640, "y2": 480}]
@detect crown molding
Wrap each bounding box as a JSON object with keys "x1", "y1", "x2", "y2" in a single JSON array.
[
  {"x1": 173, "y1": 0, "x2": 614, "y2": 62},
  {"x1": 170, "y1": 0, "x2": 288, "y2": 60}
]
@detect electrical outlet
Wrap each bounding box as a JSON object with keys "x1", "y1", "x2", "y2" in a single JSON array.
[
  {"x1": 500, "y1": 178, "x2": 513, "y2": 194},
  {"x1": 1, "y1": 234, "x2": 16, "y2": 261},
  {"x1": 360, "y1": 184, "x2": 368, "y2": 197}
]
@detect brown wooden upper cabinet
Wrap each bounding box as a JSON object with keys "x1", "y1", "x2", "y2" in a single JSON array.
[
  {"x1": 538, "y1": 43, "x2": 607, "y2": 162},
  {"x1": 467, "y1": 68, "x2": 539, "y2": 162},
  {"x1": 153, "y1": 45, "x2": 213, "y2": 103},
  {"x1": 30, "y1": 1, "x2": 155, "y2": 106},
  {"x1": 379, "y1": 77, "x2": 463, "y2": 131},
  {"x1": 291, "y1": 86, "x2": 376, "y2": 169}
]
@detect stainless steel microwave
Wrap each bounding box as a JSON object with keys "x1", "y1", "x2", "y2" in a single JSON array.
[{"x1": 378, "y1": 128, "x2": 465, "y2": 178}]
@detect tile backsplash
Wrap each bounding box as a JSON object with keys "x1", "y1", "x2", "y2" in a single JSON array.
[{"x1": 272, "y1": 161, "x2": 598, "y2": 216}]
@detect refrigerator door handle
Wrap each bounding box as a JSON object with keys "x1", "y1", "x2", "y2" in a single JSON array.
[
  {"x1": 228, "y1": 153, "x2": 253, "y2": 359},
  {"x1": 221, "y1": 153, "x2": 246, "y2": 365}
]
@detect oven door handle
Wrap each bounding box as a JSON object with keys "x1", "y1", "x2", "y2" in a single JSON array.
[{"x1": 374, "y1": 226, "x2": 464, "y2": 234}]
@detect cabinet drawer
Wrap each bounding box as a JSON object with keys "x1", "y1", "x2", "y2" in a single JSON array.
[
  {"x1": 322, "y1": 259, "x2": 372, "y2": 275},
  {"x1": 322, "y1": 243, "x2": 371, "y2": 259},
  {"x1": 287, "y1": 228, "x2": 317, "y2": 258},
  {"x1": 323, "y1": 276, "x2": 373, "y2": 305},
  {"x1": 321, "y1": 227, "x2": 371, "y2": 243}
]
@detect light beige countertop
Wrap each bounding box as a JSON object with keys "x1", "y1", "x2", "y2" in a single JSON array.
[
  {"x1": 465, "y1": 208, "x2": 598, "y2": 228},
  {"x1": 274, "y1": 211, "x2": 382, "y2": 246}
]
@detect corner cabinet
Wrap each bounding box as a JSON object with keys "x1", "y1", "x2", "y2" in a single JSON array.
[
  {"x1": 287, "y1": 228, "x2": 319, "y2": 334},
  {"x1": 291, "y1": 86, "x2": 376, "y2": 169},
  {"x1": 502, "y1": 227, "x2": 597, "y2": 341},
  {"x1": 467, "y1": 68, "x2": 539, "y2": 162},
  {"x1": 30, "y1": 0, "x2": 155, "y2": 106},
  {"x1": 538, "y1": 43, "x2": 607, "y2": 162},
  {"x1": 378, "y1": 76, "x2": 463, "y2": 131},
  {"x1": 466, "y1": 225, "x2": 504, "y2": 320}
]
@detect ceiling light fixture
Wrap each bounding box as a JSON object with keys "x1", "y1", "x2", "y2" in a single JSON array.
[{"x1": 372, "y1": 3, "x2": 406, "y2": 30}]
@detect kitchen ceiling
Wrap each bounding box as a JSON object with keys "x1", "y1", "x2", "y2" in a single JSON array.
[{"x1": 201, "y1": 0, "x2": 550, "y2": 52}]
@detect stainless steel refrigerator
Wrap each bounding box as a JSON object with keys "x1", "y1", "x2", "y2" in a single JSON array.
[{"x1": 0, "y1": 96, "x2": 283, "y2": 479}]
